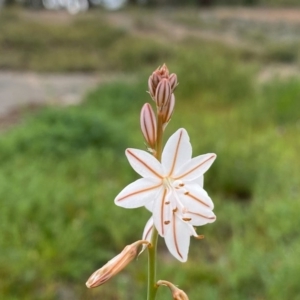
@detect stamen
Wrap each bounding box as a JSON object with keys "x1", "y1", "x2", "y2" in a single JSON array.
[
  {"x1": 195, "y1": 235, "x2": 205, "y2": 240},
  {"x1": 173, "y1": 180, "x2": 184, "y2": 189}
]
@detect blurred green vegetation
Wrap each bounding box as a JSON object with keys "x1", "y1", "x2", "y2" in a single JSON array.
[
  {"x1": 0, "y1": 8, "x2": 174, "y2": 72},
  {"x1": 0, "y1": 6, "x2": 300, "y2": 300}
]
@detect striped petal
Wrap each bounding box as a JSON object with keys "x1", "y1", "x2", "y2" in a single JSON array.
[
  {"x1": 164, "y1": 213, "x2": 192, "y2": 262},
  {"x1": 181, "y1": 183, "x2": 214, "y2": 209},
  {"x1": 115, "y1": 178, "x2": 161, "y2": 208},
  {"x1": 161, "y1": 128, "x2": 192, "y2": 177},
  {"x1": 173, "y1": 153, "x2": 216, "y2": 181},
  {"x1": 142, "y1": 217, "x2": 154, "y2": 242},
  {"x1": 179, "y1": 184, "x2": 216, "y2": 226},
  {"x1": 126, "y1": 149, "x2": 164, "y2": 180},
  {"x1": 184, "y1": 209, "x2": 216, "y2": 226},
  {"x1": 139, "y1": 217, "x2": 154, "y2": 256},
  {"x1": 152, "y1": 188, "x2": 171, "y2": 237}
]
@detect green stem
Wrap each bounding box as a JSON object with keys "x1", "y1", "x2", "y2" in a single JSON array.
[
  {"x1": 147, "y1": 227, "x2": 159, "y2": 300},
  {"x1": 146, "y1": 112, "x2": 164, "y2": 300}
]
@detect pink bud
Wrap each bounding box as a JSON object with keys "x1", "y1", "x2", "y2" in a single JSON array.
[
  {"x1": 169, "y1": 73, "x2": 178, "y2": 92},
  {"x1": 86, "y1": 240, "x2": 149, "y2": 288},
  {"x1": 162, "y1": 93, "x2": 175, "y2": 128},
  {"x1": 140, "y1": 103, "x2": 157, "y2": 148},
  {"x1": 148, "y1": 72, "x2": 160, "y2": 98},
  {"x1": 152, "y1": 72, "x2": 161, "y2": 86},
  {"x1": 155, "y1": 78, "x2": 171, "y2": 108},
  {"x1": 158, "y1": 63, "x2": 169, "y2": 78}
]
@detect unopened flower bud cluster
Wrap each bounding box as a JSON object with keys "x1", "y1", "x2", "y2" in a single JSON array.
[{"x1": 141, "y1": 64, "x2": 178, "y2": 150}]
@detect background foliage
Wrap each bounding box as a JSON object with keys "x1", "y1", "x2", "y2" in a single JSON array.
[{"x1": 0, "y1": 6, "x2": 300, "y2": 300}]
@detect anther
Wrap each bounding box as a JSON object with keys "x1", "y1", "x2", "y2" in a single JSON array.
[
  {"x1": 173, "y1": 207, "x2": 178, "y2": 213},
  {"x1": 184, "y1": 191, "x2": 189, "y2": 195},
  {"x1": 182, "y1": 217, "x2": 192, "y2": 222},
  {"x1": 165, "y1": 201, "x2": 170, "y2": 205},
  {"x1": 164, "y1": 221, "x2": 170, "y2": 225},
  {"x1": 195, "y1": 235, "x2": 205, "y2": 240}
]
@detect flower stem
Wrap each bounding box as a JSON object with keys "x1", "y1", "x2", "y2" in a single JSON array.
[
  {"x1": 147, "y1": 112, "x2": 164, "y2": 300},
  {"x1": 147, "y1": 227, "x2": 159, "y2": 300}
]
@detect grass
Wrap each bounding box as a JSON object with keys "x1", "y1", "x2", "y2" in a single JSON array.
[
  {"x1": 0, "y1": 7, "x2": 174, "y2": 72},
  {"x1": 0, "y1": 6, "x2": 300, "y2": 300}
]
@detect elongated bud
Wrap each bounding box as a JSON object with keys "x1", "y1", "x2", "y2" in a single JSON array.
[
  {"x1": 86, "y1": 240, "x2": 149, "y2": 288},
  {"x1": 169, "y1": 73, "x2": 178, "y2": 93},
  {"x1": 140, "y1": 103, "x2": 157, "y2": 149},
  {"x1": 162, "y1": 93, "x2": 175, "y2": 129},
  {"x1": 155, "y1": 78, "x2": 171, "y2": 109},
  {"x1": 148, "y1": 72, "x2": 160, "y2": 99},
  {"x1": 157, "y1": 280, "x2": 189, "y2": 300}
]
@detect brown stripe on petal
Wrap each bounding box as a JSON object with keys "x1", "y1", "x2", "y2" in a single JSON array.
[
  {"x1": 168, "y1": 130, "x2": 183, "y2": 176},
  {"x1": 126, "y1": 150, "x2": 163, "y2": 179},
  {"x1": 172, "y1": 212, "x2": 183, "y2": 260},
  {"x1": 188, "y1": 211, "x2": 216, "y2": 220},
  {"x1": 117, "y1": 183, "x2": 161, "y2": 202},
  {"x1": 144, "y1": 225, "x2": 153, "y2": 241},
  {"x1": 160, "y1": 189, "x2": 168, "y2": 235},
  {"x1": 173, "y1": 154, "x2": 216, "y2": 180},
  {"x1": 185, "y1": 192, "x2": 211, "y2": 208}
]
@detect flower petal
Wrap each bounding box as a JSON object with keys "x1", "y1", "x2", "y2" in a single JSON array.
[
  {"x1": 179, "y1": 184, "x2": 216, "y2": 226},
  {"x1": 198, "y1": 175, "x2": 204, "y2": 188},
  {"x1": 161, "y1": 128, "x2": 192, "y2": 177},
  {"x1": 184, "y1": 210, "x2": 216, "y2": 226},
  {"x1": 142, "y1": 217, "x2": 154, "y2": 242},
  {"x1": 152, "y1": 188, "x2": 171, "y2": 237},
  {"x1": 115, "y1": 178, "x2": 161, "y2": 208},
  {"x1": 126, "y1": 149, "x2": 164, "y2": 179},
  {"x1": 139, "y1": 217, "x2": 154, "y2": 256},
  {"x1": 182, "y1": 183, "x2": 214, "y2": 209},
  {"x1": 164, "y1": 213, "x2": 192, "y2": 262},
  {"x1": 173, "y1": 153, "x2": 216, "y2": 181},
  {"x1": 145, "y1": 200, "x2": 154, "y2": 212}
]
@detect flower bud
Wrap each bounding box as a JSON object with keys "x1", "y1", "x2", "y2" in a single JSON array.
[
  {"x1": 86, "y1": 240, "x2": 149, "y2": 288},
  {"x1": 148, "y1": 72, "x2": 160, "y2": 99},
  {"x1": 155, "y1": 78, "x2": 171, "y2": 109},
  {"x1": 169, "y1": 73, "x2": 178, "y2": 93},
  {"x1": 157, "y1": 280, "x2": 189, "y2": 300},
  {"x1": 157, "y1": 63, "x2": 169, "y2": 78},
  {"x1": 140, "y1": 103, "x2": 157, "y2": 149},
  {"x1": 162, "y1": 93, "x2": 175, "y2": 129}
]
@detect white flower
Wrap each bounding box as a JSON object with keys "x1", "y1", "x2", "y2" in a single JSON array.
[{"x1": 115, "y1": 128, "x2": 216, "y2": 262}]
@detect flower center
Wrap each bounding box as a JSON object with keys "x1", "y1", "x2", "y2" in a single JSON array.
[{"x1": 162, "y1": 177, "x2": 185, "y2": 190}]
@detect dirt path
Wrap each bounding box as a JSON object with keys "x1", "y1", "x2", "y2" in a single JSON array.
[
  {"x1": 0, "y1": 71, "x2": 132, "y2": 130},
  {"x1": 0, "y1": 72, "x2": 98, "y2": 129}
]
